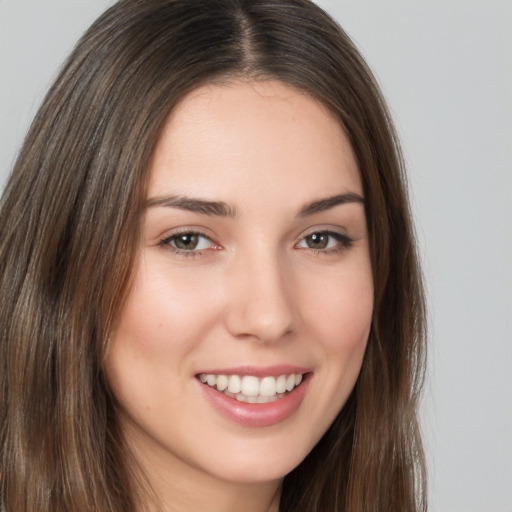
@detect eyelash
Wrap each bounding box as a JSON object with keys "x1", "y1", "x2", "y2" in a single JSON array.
[{"x1": 158, "y1": 230, "x2": 353, "y2": 258}]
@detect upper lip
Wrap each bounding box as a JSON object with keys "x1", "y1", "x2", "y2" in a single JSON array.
[{"x1": 195, "y1": 365, "x2": 311, "y2": 378}]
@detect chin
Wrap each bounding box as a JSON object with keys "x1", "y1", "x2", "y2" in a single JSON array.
[{"x1": 196, "y1": 429, "x2": 317, "y2": 485}]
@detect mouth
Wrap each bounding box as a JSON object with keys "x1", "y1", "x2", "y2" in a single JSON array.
[
  {"x1": 197, "y1": 373, "x2": 305, "y2": 404},
  {"x1": 196, "y1": 368, "x2": 311, "y2": 427}
]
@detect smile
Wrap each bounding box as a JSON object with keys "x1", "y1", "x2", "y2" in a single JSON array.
[{"x1": 198, "y1": 373, "x2": 304, "y2": 403}]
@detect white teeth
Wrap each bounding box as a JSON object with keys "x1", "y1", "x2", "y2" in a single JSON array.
[
  {"x1": 216, "y1": 374, "x2": 228, "y2": 391},
  {"x1": 276, "y1": 374, "x2": 287, "y2": 394},
  {"x1": 286, "y1": 374, "x2": 295, "y2": 392},
  {"x1": 227, "y1": 375, "x2": 242, "y2": 394},
  {"x1": 199, "y1": 372, "x2": 305, "y2": 401},
  {"x1": 241, "y1": 376, "x2": 260, "y2": 397},
  {"x1": 259, "y1": 376, "x2": 277, "y2": 397}
]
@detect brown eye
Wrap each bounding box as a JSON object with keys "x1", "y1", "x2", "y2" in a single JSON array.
[
  {"x1": 160, "y1": 232, "x2": 216, "y2": 253},
  {"x1": 173, "y1": 233, "x2": 201, "y2": 250},
  {"x1": 305, "y1": 233, "x2": 329, "y2": 249},
  {"x1": 297, "y1": 231, "x2": 353, "y2": 253}
]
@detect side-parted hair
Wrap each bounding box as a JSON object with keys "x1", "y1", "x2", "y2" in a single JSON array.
[{"x1": 0, "y1": 1, "x2": 427, "y2": 511}]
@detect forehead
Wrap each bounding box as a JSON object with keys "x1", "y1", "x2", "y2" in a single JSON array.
[{"x1": 147, "y1": 80, "x2": 362, "y2": 205}]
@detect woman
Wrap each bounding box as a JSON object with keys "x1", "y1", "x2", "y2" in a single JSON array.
[{"x1": 0, "y1": 1, "x2": 427, "y2": 511}]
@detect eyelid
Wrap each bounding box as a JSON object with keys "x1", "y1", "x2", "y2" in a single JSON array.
[
  {"x1": 157, "y1": 225, "x2": 217, "y2": 243},
  {"x1": 295, "y1": 224, "x2": 350, "y2": 242}
]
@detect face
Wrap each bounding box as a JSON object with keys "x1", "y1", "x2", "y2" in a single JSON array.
[{"x1": 105, "y1": 81, "x2": 373, "y2": 488}]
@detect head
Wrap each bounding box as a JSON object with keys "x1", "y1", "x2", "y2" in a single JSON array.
[{"x1": 0, "y1": 1, "x2": 426, "y2": 511}]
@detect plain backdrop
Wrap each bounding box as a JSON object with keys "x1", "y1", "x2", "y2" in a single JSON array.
[{"x1": 1, "y1": 1, "x2": 511, "y2": 511}]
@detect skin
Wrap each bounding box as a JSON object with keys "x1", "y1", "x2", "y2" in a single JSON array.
[{"x1": 105, "y1": 80, "x2": 374, "y2": 512}]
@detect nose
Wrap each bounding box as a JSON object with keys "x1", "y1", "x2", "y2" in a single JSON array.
[{"x1": 224, "y1": 250, "x2": 296, "y2": 344}]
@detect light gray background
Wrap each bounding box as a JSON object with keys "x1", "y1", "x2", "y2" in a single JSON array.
[{"x1": 1, "y1": 1, "x2": 511, "y2": 511}]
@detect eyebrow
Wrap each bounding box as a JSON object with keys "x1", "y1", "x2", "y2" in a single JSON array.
[
  {"x1": 297, "y1": 192, "x2": 365, "y2": 217},
  {"x1": 146, "y1": 195, "x2": 237, "y2": 218},
  {"x1": 146, "y1": 192, "x2": 364, "y2": 218}
]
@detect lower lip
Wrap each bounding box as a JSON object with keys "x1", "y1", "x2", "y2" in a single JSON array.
[{"x1": 199, "y1": 374, "x2": 311, "y2": 427}]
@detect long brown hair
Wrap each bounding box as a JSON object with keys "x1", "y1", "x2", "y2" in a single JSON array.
[{"x1": 0, "y1": 1, "x2": 427, "y2": 510}]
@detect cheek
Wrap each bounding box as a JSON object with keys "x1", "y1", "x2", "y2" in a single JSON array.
[
  {"x1": 288, "y1": 263, "x2": 373, "y2": 449},
  {"x1": 333, "y1": 284, "x2": 373, "y2": 353},
  {"x1": 303, "y1": 267, "x2": 374, "y2": 355},
  {"x1": 115, "y1": 256, "x2": 221, "y2": 356},
  {"x1": 104, "y1": 258, "x2": 208, "y2": 401},
  {"x1": 300, "y1": 260, "x2": 373, "y2": 404},
  {"x1": 322, "y1": 294, "x2": 372, "y2": 393}
]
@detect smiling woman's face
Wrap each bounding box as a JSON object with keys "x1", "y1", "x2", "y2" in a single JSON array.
[{"x1": 105, "y1": 81, "x2": 374, "y2": 489}]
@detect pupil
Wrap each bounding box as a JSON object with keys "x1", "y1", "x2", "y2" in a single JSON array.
[
  {"x1": 175, "y1": 234, "x2": 198, "y2": 250},
  {"x1": 308, "y1": 233, "x2": 328, "y2": 249}
]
